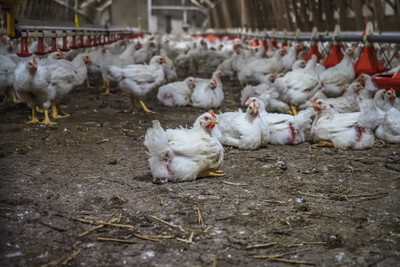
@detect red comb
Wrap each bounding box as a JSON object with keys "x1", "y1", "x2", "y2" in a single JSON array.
[
  {"x1": 312, "y1": 97, "x2": 319, "y2": 103},
  {"x1": 208, "y1": 110, "x2": 217, "y2": 119},
  {"x1": 390, "y1": 88, "x2": 396, "y2": 97},
  {"x1": 213, "y1": 79, "x2": 217, "y2": 85},
  {"x1": 32, "y1": 58, "x2": 37, "y2": 64}
]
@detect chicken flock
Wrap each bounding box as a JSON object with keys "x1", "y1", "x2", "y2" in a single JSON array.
[{"x1": 1, "y1": 33, "x2": 400, "y2": 183}]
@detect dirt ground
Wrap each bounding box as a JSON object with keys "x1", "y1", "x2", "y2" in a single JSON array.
[{"x1": 1, "y1": 65, "x2": 400, "y2": 267}]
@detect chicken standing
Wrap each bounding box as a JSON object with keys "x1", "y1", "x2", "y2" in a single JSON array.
[
  {"x1": 48, "y1": 54, "x2": 91, "y2": 118},
  {"x1": 14, "y1": 58, "x2": 55, "y2": 125},
  {"x1": 144, "y1": 110, "x2": 224, "y2": 183},
  {"x1": 157, "y1": 77, "x2": 196, "y2": 107},
  {"x1": 212, "y1": 97, "x2": 270, "y2": 150},
  {"x1": 109, "y1": 55, "x2": 166, "y2": 113},
  {"x1": 0, "y1": 54, "x2": 17, "y2": 104}
]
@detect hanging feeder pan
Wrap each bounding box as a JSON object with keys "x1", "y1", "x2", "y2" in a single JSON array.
[{"x1": 372, "y1": 69, "x2": 400, "y2": 93}]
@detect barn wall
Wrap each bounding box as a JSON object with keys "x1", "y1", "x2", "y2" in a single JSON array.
[{"x1": 209, "y1": 0, "x2": 400, "y2": 32}]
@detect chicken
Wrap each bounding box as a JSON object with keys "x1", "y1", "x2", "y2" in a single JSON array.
[
  {"x1": 14, "y1": 58, "x2": 55, "y2": 125},
  {"x1": 261, "y1": 108, "x2": 314, "y2": 145},
  {"x1": 47, "y1": 53, "x2": 91, "y2": 118},
  {"x1": 100, "y1": 41, "x2": 141, "y2": 95},
  {"x1": 160, "y1": 49, "x2": 177, "y2": 83},
  {"x1": 375, "y1": 89, "x2": 400, "y2": 143},
  {"x1": 319, "y1": 48, "x2": 355, "y2": 97},
  {"x1": 240, "y1": 74, "x2": 276, "y2": 105},
  {"x1": 275, "y1": 55, "x2": 321, "y2": 114},
  {"x1": 310, "y1": 98, "x2": 375, "y2": 149},
  {"x1": 144, "y1": 110, "x2": 224, "y2": 183},
  {"x1": 157, "y1": 77, "x2": 196, "y2": 107},
  {"x1": 324, "y1": 82, "x2": 365, "y2": 113},
  {"x1": 212, "y1": 97, "x2": 270, "y2": 150},
  {"x1": 356, "y1": 73, "x2": 379, "y2": 99},
  {"x1": 237, "y1": 48, "x2": 286, "y2": 85},
  {"x1": 0, "y1": 54, "x2": 17, "y2": 104},
  {"x1": 109, "y1": 55, "x2": 166, "y2": 113},
  {"x1": 191, "y1": 78, "x2": 223, "y2": 109}
]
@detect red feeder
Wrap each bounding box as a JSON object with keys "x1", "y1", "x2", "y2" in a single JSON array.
[
  {"x1": 271, "y1": 39, "x2": 278, "y2": 48},
  {"x1": 93, "y1": 35, "x2": 98, "y2": 46},
  {"x1": 322, "y1": 43, "x2": 344, "y2": 68},
  {"x1": 354, "y1": 45, "x2": 384, "y2": 76},
  {"x1": 69, "y1": 35, "x2": 79, "y2": 49},
  {"x1": 85, "y1": 35, "x2": 92, "y2": 47},
  {"x1": 33, "y1": 31, "x2": 47, "y2": 56},
  {"x1": 47, "y1": 32, "x2": 58, "y2": 53},
  {"x1": 17, "y1": 31, "x2": 32, "y2": 57},
  {"x1": 79, "y1": 35, "x2": 85, "y2": 48},
  {"x1": 60, "y1": 31, "x2": 70, "y2": 52},
  {"x1": 261, "y1": 39, "x2": 269, "y2": 54},
  {"x1": 372, "y1": 69, "x2": 400, "y2": 93},
  {"x1": 251, "y1": 39, "x2": 259, "y2": 47},
  {"x1": 305, "y1": 43, "x2": 323, "y2": 61}
]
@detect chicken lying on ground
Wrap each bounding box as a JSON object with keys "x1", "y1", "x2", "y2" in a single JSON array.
[
  {"x1": 310, "y1": 97, "x2": 375, "y2": 149},
  {"x1": 191, "y1": 79, "x2": 223, "y2": 108},
  {"x1": 212, "y1": 97, "x2": 270, "y2": 150},
  {"x1": 260, "y1": 106, "x2": 314, "y2": 145},
  {"x1": 157, "y1": 77, "x2": 196, "y2": 106},
  {"x1": 109, "y1": 55, "x2": 166, "y2": 113},
  {"x1": 375, "y1": 89, "x2": 400, "y2": 143},
  {"x1": 144, "y1": 110, "x2": 224, "y2": 183}
]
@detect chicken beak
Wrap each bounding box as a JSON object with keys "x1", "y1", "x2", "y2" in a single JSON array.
[
  {"x1": 210, "y1": 118, "x2": 219, "y2": 125},
  {"x1": 309, "y1": 102, "x2": 316, "y2": 108},
  {"x1": 390, "y1": 88, "x2": 397, "y2": 99},
  {"x1": 251, "y1": 106, "x2": 258, "y2": 116}
]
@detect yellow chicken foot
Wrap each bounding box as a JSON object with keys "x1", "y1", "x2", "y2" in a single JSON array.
[
  {"x1": 11, "y1": 90, "x2": 21, "y2": 104},
  {"x1": 311, "y1": 140, "x2": 334, "y2": 148},
  {"x1": 51, "y1": 102, "x2": 70, "y2": 119},
  {"x1": 86, "y1": 77, "x2": 95, "y2": 89},
  {"x1": 139, "y1": 100, "x2": 156, "y2": 114},
  {"x1": 36, "y1": 106, "x2": 45, "y2": 113},
  {"x1": 41, "y1": 109, "x2": 57, "y2": 125},
  {"x1": 290, "y1": 104, "x2": 298, "y2": 115},
  {"x1": 199, "y1": 169, "x2": 224, "y2": 177},
  {"x1": 25, "y1": 107, "x2": 40, "y2": 124},
  {"x1": 101, "y1": 82, "x2": 112, "y2": 95}
]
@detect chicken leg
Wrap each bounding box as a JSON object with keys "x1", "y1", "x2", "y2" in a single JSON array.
[
  {"x1": 290, "y1": 104, "x2": 298, "y2": 116},
  {"x1": 42, "y1": 109, "x2": 57, "y2": 125},
  {"x1": 100, "y1": 81, "x2": 112, "y2": 96},
  {"x1": 51, "y1": 102, "x2": 70, "y2": 119},
  {"x1": 25, "y1": 107, "x2": 40, "y2": 124},
  {"x1": 198, "y1": 169, "x2": 224, "y2": 177},
  {"x1": 130, "y1": 95, "x2": 156, "y2": 114},
  {"x1": 311, "y1": 140, "x2": 334, "y2": 148}
]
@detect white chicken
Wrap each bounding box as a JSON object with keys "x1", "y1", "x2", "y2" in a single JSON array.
[
  {"x1": 319, "y1": 48, "x2": 355, "y2": 97},
  {"x1": 14, "y1": 58, "x2": 55, "y2": 125},
  {"x1": 191, "y1": 79, "x2": 223, "y2": 109},
  {"x1": 212, "y1": 97, "x2": 270, "y2": 150},
  {"x1": 310, "y1": 98, "x2": 375, "y2": 149},
  {"x1": 144, "y1": 110, "x2": 224, "y2": 183},
  {"x1": 356, "y1": 73, "x2": 379, "y2": 99},
  {"x1": 375, "y1": 89, "x2": 400, "y2": 143},
  {"x1": 157, "y1": 77, "x2": 196, "y2": 107},
  {"x1": 47, "y1": 53, "x2": 91, "y2": 118},
  {"x1": 324, "y1": 82, "x2": 365, "y2": 113},
  {"x1": 0, "y1": 54, "x2": 17, "y2": 104},
  {"x1": 237, "y1": 48, "x2": 286, "y2": 85},
  {"x1": 261, "y1": 108, "x2": 314, "y2": 145},
  {"x1": 109, "y1": 55, "x2": 166, "y2": 113},
  {"x1": 240, "y1": 74, "x2": 276, "y2": 105}
]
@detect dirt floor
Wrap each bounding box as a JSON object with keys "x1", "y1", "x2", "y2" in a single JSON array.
[{"x1": 1, "y1": 65, "x2": 400, "y2": 267}]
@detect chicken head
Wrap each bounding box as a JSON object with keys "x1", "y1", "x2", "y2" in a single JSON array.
[{"x1": 199, "y1": 110, "x2": 219, "y2": 129}]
